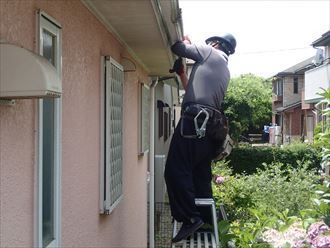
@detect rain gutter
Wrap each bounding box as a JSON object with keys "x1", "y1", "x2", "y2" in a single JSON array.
[{"x1": 148, "y1": 77, "x2": 158, "y2": 248}]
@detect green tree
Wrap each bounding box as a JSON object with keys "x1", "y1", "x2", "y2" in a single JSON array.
[{"x1": 223, "y1": 74, "x2": 272, "y2": 141}]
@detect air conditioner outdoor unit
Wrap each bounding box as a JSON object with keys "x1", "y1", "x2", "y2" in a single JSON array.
[
  {"x1": 155, "y1": 154, "x2": 166, "y2": 203},
  {"x1": 313, "y1": 48, "x2": 324, "y2": 66},
  {"x1": 0, "y1": 43, "x2": 62, "y2": 99}
]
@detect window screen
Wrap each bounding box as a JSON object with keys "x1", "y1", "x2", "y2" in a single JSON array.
[{"x1": 103, "y1": 57, "x2": 124, "y2": 214}]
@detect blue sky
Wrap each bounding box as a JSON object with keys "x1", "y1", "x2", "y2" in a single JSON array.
[{"x1": 179, "y1": 0, "x2": 330, "y2": 78}]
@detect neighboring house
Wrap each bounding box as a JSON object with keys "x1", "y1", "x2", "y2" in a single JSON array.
[
  {"x1": 0, "y1": 1, "x2": 183, "y2": 247},
  {"x1": 304, "y1": 30, "x2": 330, "y2": 132},
  {"x1": 271, "y1": 57, "x2": 315, "y2": 144}
]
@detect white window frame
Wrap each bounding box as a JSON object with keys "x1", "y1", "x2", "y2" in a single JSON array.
[
  {"x1": 277, "y1": 79, "x2": 283, "y2": 96},
  {"x1": 317, "y1": 102, "x2": 329, "y2": 132},
  {"x1": 36, "y1": 10, "x2": 62, "y2": 248},
  {"x1": 139, "y1": 82, "x2": 150, "y2": 155},
  {"x1": 100, "y1": 56, "x2": 124, "y2": 214}
]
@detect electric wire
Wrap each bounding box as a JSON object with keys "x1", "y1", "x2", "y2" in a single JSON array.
[{"x1": 238, "y1": 46, "x2": 312, "y2": 55}]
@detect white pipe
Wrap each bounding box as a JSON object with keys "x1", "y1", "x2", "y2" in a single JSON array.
[{"x1": 149, "y1": 78, "x2": 158, "y2": 248}]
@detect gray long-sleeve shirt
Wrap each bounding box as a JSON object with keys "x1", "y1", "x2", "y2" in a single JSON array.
[{"x1": 171, "y1": 41, "x2": 230, "y2": 111}]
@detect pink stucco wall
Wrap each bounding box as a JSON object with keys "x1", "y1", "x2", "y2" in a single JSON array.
[{"x1": 0, "y1": 1, "x2": 149, "y2": 247}]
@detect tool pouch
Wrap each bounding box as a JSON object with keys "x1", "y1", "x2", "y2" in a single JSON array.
[
  {"x1": 180, "y1": 103, "x2": 227, "y2": 139},
  {"x1": 207, "y1": 112, "x2": 229, "y2": 142},
  {"x1": 206, "y1": 111, "x2": 233, "y2": 160},
  {"x1": 213, "y1": 134, "x2": 234, "y2": 161},
  {"x1": 180, "y1": 103, "x2": 233, "y2": 160}
]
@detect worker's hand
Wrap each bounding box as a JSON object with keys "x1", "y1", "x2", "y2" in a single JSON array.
[
  {"x1": 183, "y1": 35, "x2": 191, "y2": 45},
  {"x1": 169, "y1": 57, "x2": 184, "y2": 75}
]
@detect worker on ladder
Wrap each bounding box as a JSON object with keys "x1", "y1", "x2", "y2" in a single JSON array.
[{"x1": 165, "y1": 33, "x2": 236, "y2": 243}]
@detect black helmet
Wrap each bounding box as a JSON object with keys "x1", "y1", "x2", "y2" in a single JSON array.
[{"x1": 205, "y1": 33, "x2": 237, "y2": 55}]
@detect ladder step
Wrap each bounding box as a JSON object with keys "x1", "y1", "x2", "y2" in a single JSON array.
[
  {"x1": 195, "y1": 198, "x2": 215, "y2": 206},
  {"x1": 172, "y1": 198, "x2": 220, "y2": 248},
  {"x1": 173, "y1": 232, "x2": 216, "y2": 248}
]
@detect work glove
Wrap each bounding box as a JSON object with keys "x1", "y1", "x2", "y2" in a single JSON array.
[{"x1": 169, "y1": 57, "x2": 184, "y2": 75}]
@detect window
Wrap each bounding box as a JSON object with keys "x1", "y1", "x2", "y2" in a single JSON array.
[
  {"x1": 272, "y1": 82, "x2": 277, "y2": 94},
  {"x1": 301, "y1": 114, "x2": 305, "y2": 136},
  {"x1": 139, "y1": 83, "x2": 150, "y2": 155},
  {"x1": 168, "y1": 107, "x2": 172, "y2": 135},
  {"x1": 278, "y1": 79, "x2": 283, "y2": 96},
  {"x1": 173, "y1": 104, "x2": 177, "y2": 128},
  {"x1": 293, "y1": 77, "x2": 298, "y2": 94},
  {"x1": 157, "y1": 100, "x2": 164, "y2": 138},
  {"x1": 163, "y1": 106, "x2": 172, "y2": 141},
  {"x1": 100, "y1": 56, "x2": 124, "y2": 214},
  {"x1": 275, "y1": 114, "x2": 282, "y2": 126},
  {"x1": 164, "y1": 111, "x2": 169, "y2": 141},
  {"x1": 37, "y1": 10, "x2": 62, "y2": 247},
  {"x1": 273, "y1": 79, "x2": 283, "y2": 96},
  {"x1": 317, "y1": 102, "x2": 329, "y2": 132}
]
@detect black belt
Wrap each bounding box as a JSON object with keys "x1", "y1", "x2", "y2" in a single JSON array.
[
  {"x1": 180, "y1": 103, "x2": 224, "y2": 138},
  {"x1": 181, "y1": 103, "x2": 223, "y2": 121}
]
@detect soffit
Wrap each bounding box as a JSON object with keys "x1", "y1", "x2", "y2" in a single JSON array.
[{"x1": 83, "y1": 0, "x2": 181, "y2": 77}]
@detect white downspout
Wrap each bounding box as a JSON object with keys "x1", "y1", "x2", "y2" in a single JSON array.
[{"x1": 149, "y1": 78, "x2": 158, "y2": 248}]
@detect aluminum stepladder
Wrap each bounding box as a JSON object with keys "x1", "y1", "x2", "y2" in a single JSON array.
[{"x1": 171, "y1": 198, "x2": 220, "y2": 248}]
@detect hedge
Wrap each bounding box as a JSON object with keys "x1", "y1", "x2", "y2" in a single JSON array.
[{"x1": 226, "y1": 143, "x2": 322, "y2": 174}]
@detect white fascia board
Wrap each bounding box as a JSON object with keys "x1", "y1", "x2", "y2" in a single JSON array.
[{"x1": 150, "y1": 0, "x2": 176, "y2": 66}]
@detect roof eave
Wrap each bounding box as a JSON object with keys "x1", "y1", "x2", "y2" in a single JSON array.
[{"x1": 311, "y1": 30, "x2": 330, "y2": 47}]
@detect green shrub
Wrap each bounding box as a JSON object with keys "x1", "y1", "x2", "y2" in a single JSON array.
[
  {"x1": 300, "y1": 179, "x2": 330, "y2": 228},
  {"x1": 212, "y1": 145, "x2": 326, "y2": 247},
  {"x1": 314, "y1": 88, "x2": 330, "y2": 173},
  {"x1": 226, "y1": 143, "x2": 321, "y2": 174},
  {"x1": 212, "y1": 161, "x2": 320, "y2": 222}
]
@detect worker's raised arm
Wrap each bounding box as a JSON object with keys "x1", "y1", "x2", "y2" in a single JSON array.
[
  {"x1": 169, "y1": 57, "x2": 189, "y2": 91},
  {"x1": 178, "y1": 70, "x2": 189, "y2": 91},
  {"x1": 171, "y1": 37, "x2": 203, "y2": 62}
]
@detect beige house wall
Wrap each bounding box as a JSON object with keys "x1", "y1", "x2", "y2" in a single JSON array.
[
  {"x1": 280, "y1": 75, "x2": 304, "y2": 143},
  {"x1": 0, "y1": 0, "x2": 149, "y2": 247},
  {"x1": 283, "y1": 75, "x2": 304, "y2": 107}
]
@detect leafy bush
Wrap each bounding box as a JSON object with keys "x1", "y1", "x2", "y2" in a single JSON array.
[
  {"x1": 300, "y1": 179, "x2": 330, "y2": 228},
  {"x1": 212, "y1": 160, "x2": 326, "y2": 247},
  {"x1": 212, "y1": 161, "x2": 320, "y2": 222},
  {"x1": 227, "y1": 143, "x2": 321, "y2": 174}
]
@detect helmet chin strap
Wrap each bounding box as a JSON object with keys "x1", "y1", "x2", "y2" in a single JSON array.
[
  {"x1": 211, "y1": 42, "x2": 229, "y2": 55},
  {"x1": 209, "y1": 41, "x2": 220, "y2": 48}
]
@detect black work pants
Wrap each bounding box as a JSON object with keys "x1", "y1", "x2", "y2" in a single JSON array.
[{"x1": 164, "y1": 118, "x2": 216, "y2": 224}]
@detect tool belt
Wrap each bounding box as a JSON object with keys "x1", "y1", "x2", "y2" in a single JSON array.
[
  {"x1": 180, "y1": 103, "x2": 233, "y2": 160},
  {"x1": 180, "y1": 103, "x2": 228, "y2": 140}
]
